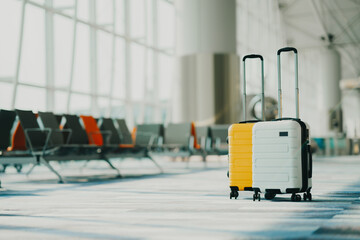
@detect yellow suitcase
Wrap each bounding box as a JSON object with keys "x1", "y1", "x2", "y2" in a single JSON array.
[{"x1": 229, "y1": 54, "x2": 265, "y2": 199}]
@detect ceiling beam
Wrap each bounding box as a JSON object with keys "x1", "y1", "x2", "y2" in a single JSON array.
[
  {"x1": 325, "y1": 1, "x2": 360, "y2": 75},
  {"x1": 309, "y1": 0, "x2": 331, "y2": 45},
  {"x1": 284, "y1": 19, "x2": 322, "y2": 42},
  {"x1": 332, "y1": 0, "x2": 360, "y2": 45},
  {"x1": 333, "y1": 11, "x2": 360, "y2": 41},
  {"x1": 279, "y1": 0, "x2": 298, "y2": 13}
]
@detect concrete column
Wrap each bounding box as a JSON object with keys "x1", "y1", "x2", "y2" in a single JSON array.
[
  {"x1": 173, "y1": 0, "x2": 239, "y2": 125},
  {"x1": 317, "y1": 47, "x2": 342, "y2": 137}
]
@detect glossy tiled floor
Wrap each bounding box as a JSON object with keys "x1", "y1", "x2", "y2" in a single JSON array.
[{"x1": 0, "y1": 156, "x2": 360, "y2": 239}]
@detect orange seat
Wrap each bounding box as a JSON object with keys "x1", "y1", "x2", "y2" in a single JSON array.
[
  {"x1": 119, "y1": 143, "x2": 135, "y2": 148},
  {"x1": 8, "y1": 122, "x2": 27, "y2": 151},
  {"x1": 131, "y1": 127, "x2": 137, "y2": 143},
  {"x1": 191, "y1": 122, "x2": 201, "y2": 149},
  {"x1": 80, "y1": 115, "x2": 103, "y2": 146}
]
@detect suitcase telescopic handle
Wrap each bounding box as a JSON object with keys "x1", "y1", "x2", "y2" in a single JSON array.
[
  {"x1": 277, "y1": 47, "x2": 298, "y2": 55},
  {"x1": 277, "y1": 47, "x2": 299, "y2": 119},
  {"x1": 242, "y1": 54, "x2": 265, "y2": 121}
]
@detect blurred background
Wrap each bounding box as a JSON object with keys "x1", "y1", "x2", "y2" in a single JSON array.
[{"x1": 0, "y1": 0, "x2": 359, "y2": 156}]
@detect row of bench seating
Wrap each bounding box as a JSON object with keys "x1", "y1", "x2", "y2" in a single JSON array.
[{"x1": 0, "y1": 109, "x2": 229, "y2": 184}]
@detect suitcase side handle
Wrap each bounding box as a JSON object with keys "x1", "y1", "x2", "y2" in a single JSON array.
[
  {"x1": 308, "y1": 144, "x2": 313, "y2": 178},
  {"x1": 277, "y1": 47, "x2": 299, "y2": 119},
  {"x1": 242, "y1": 54, "x2": 265, "y2": 121}
]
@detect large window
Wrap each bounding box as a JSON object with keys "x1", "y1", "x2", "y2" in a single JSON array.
[{"x1": 0, "y1": 0, "x2": 175, "y2": 125}]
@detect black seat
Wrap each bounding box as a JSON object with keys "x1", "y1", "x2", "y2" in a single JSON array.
[
  {"x1": 99, "y1": 118, "x2": 121, "y2": 145},
  {"x1": 38, "y1": 112, "x2": 65, "y2": 146},
  {"x1": 116, "y1": 119, "x2": 134, "y2": 145},
  {"x1": 0, "y1": 110, "x2": 16, "y2": 151},
  {"x1": 55, "y1": 114, "x2": 63, "y2": 126},
  {"x1": 15, "y1": 109, "x2": 48, "y2": 151},
  {"x1": 63, "y1": 114, "x2": 89, "y2": 145}
]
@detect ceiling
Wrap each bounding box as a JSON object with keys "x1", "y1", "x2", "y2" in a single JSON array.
[{"x1": 278, "y1": 0, "x2": 360, "y2": 79}]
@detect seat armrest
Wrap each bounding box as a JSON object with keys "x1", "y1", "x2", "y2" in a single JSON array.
[
  {"x1": 136, "y1": 132, "x2": 159, "y2": 149},
  {"x1": 157, "y1": 136, "x2": 164, "y2": 149},
  {"x1": 24, "y1": 128, "x2": 52, "y2": 155},
  {"x1": 88, "y1": 130, "x2": 112, "y2": 145},
  {"x1": 188, "y1": 136, "x2": 195, "y2": 151},
  {"x1": 205, "y1": 137, "x2": 212, "y2": 152}
]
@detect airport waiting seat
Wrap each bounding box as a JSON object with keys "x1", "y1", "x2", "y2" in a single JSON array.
[
  {"x1": 40, "y1": 112, "x2": 115, "y2": 160},
  {"x1": 15, "y1": 110, "x2": 49, "y2": 152},
  {"x1": 54, "y1": 114, "x2": 63, "y2": 126},
  {"x1": 0, "y1": 110, "x2": 16, "y2": 184},
  {"x1": 38, "y1": 112, "x2": 86, "y2": 157},
  {"x1": 79, "y1": 115, "x2": 120, "y2": 157},
  {"x1": 16, "y1": 110, "x2": 121, "y2": 183},
  {"x1": 40, "y1": 112, "x2": 101, "y2": 154},
  {"x1": 153, "y1": 122, "x2": 205, "y2": 162},
  {"x1": 63, "y1": 114, "x2": 90, "y2": 145},
  {"x1": 62, "y1": 114, "x2": 105, "y2": 158},
  {"x1": 0, "y1": 110, "x2": 17, "y2": 151},
  {"x1": 99, "y1": 118, "x2": 121, "y2": 145},
  {"x1": 98, "y1": 118, "x2": 163, "y2": 172},
  {"x1": 116, "y1": 119, "x2": 135, "y2": 147},
  {"x1": 100, "y1": 118, "x2": 161, "y2": 149},
  {"x1": 209, "y1": 125, "x2": 229, "y2": 155},
  {"x1": 164, "y1": 123, "x2": 192, "y2": 149},
  {"x1": 195, "y1": 126, "x2": 212, "y2": 153},
  {"x1": 38, "y1": 112, "x2": 69, "y2": 147},
  {"x1": 163, "y1": 122, "x2": 200, "y2": 149},
  {"x1": 80, "y1": 115, "x2": 108, "y2": 146},
  {"x1": 0, "y1": 110, "x2": 33, "y2": 175},
  {"x1": 135, "y1": 124, "x2": 164, "y2": 150},
  {"x1": 8, "y1": 121, "x2": 27, "y2": 151}
]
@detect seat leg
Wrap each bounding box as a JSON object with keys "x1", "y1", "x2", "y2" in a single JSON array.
[
  {"x1": 1, "y1": 164, "x2": 8, "y2": 173},
  {"x1": 26, "y1": 164, "x2": 37, "y2": 176},
  {"x1": 103, "y1": 158, "x2": 122, "y2": 178},
  {"x1": 80, "y1": 160, "x2": 90, "y2": 169},
  {"x1": 202, "y1": 154, "x2": 207, "y2": 168},
  {"x1": 185, "y1": 156, "x2": 191, "y2": 169},
  {"x1": 147, "y1": 154, "x2": 163, "y2": 173},
  {"x1": 39, "y1": 158, "x2": 65, "y2": 183}
]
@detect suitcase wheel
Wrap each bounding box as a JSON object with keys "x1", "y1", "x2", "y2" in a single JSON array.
[
  {"x1": 264, "y1": 192, "x2": 276, "y2": 200},
  {"x1": 303, "y1": 192, "x2": 312, "y2": 201},
  {"x1": 253, "y1": 193, "x2": 260, "y2": 201},
  {"x1": 291, "y1": 193, "x2": 301, "y2": 202},
  {"x1": 230, "y1": 191, "x2": 238, "y2": 199}
]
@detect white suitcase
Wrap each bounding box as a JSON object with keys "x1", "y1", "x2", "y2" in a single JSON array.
[{"x1": 252, "y1": 47, "x2": 313, "y2": 202}]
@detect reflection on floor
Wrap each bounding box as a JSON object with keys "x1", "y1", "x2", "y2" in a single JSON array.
[{"x1": 0, "y1": 156, "x2": 360, "y2": 239}]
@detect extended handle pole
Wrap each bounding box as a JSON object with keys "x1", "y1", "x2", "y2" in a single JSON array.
[
  {"x1": 242, "y1": 54, "x2": 265, "y2": 121},
  {"x1": 277, "y1": 47, "x2": 299, "y2": 119}
]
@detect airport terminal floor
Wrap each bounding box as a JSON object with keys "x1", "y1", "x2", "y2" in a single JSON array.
[{"x1": 1, "y1": 156, "x2": 359, "y2": 240}]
